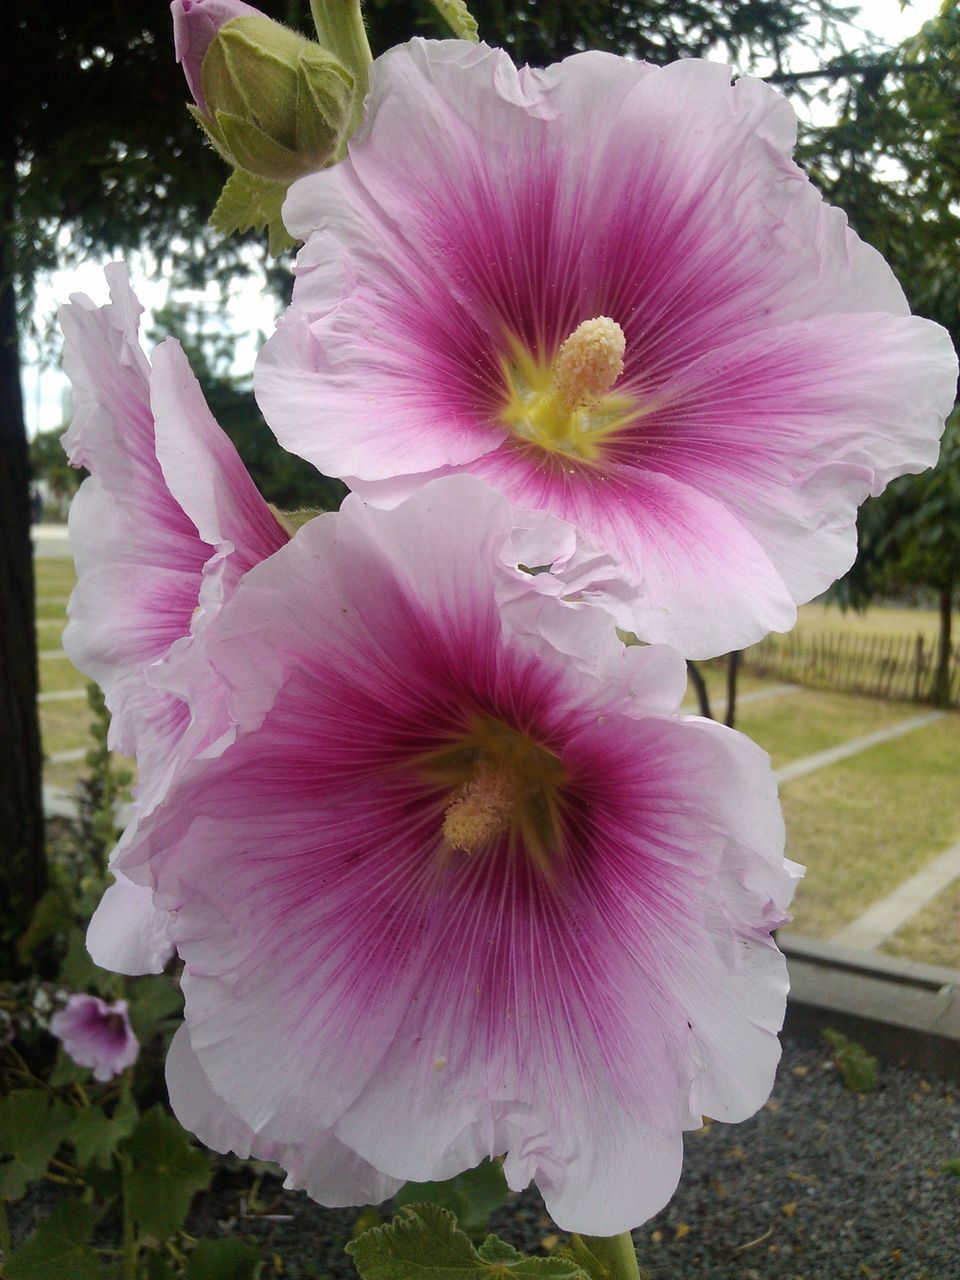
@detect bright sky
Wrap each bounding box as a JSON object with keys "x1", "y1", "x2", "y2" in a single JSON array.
[{"x1": 22, "y1": 0, "x2": 946, "y2": 437}]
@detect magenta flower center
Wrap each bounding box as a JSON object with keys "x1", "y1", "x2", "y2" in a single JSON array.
[
  {"x1": 499, "y1": 315, "x2": 633, "y2": 461},
  {"x1": 426, "y1": 716, "x2": 566, "y2": 867}
]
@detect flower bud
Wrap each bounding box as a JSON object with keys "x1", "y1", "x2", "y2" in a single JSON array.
[
  {"x1": 199, "y1": 15, "x2": 356, "y2": 181},
  {"x1": 172, "y1": 0, "x2": 265, "y2": 115}
]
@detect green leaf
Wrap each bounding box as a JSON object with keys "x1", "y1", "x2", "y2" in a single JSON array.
[
  {"x1": 822, "y1": 1028, "x2": 879, "y2": 1094},
  {"x1": 4, "y1": 1197, "x2": 101, "y2": 1280},
  {"x1": 0, "y1": 1091, "x2": 74, "y2": 1200},
  {"x1": 209, "y1": 167, "x2": 295, "y2": 255},
  {"x1": 17, "y1": 885, "x2": 75, "y2": 962},
  {"x1": 427, "y1": 0, "x2": 480, "y2": 41},
  {"x1": 347, "y1": 1203, "x2": 588, "y2": 1280},
  {"x1": 185, "y1": 1237, "x2": 263, "y2": 1279},
  {"x1": 126, "y1": 973, "x2": 183, "y2": 1043},
  {"x1": 120, "y1": 1106, "x2": 212, "y2": 1239},
  {"x1": 59, "y1": 927, "x2": 123, "y2": 997},
  {"x1": 395, "y1": 1159, "x2": 510, "y2": 1240},
  {"x1": 69, "y1": 1089, "x2": 138, "y2": 1169}
]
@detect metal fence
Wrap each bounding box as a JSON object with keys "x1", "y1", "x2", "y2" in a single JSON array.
[{"x1": 742, "y1": 629, "x2": 960, "y2": 706}]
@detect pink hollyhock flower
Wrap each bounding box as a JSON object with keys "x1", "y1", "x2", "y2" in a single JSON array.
[
  {"x1": 59, "y1": 263, "x2": 289, "y2": 973},
  {"x1": 256, "y1": 40, "x2": 958, "y2": 659},
  {"x1": 50, "y1": 995, "x2": 139, "y2": 1082},
  {"x1": 171, "y1": 0, "x2": 264, "y2": 113},
  {"x1": 113, "y1": 476, "x2": 802, "y2": 1234}
]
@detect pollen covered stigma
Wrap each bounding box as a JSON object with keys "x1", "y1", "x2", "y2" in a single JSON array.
[
  {"x1": 500, "y1": 316, "x2": 633, "y2": 460},
  {"x1": 443, "y1": 760, "x2": 517, "y2": 853},
  {"x1": 430, "y1": 717, "x2": 566, "y2": 868}
]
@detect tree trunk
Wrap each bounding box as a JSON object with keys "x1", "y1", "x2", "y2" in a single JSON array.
[
  {"x1": 0, "y1": 15, "x2": 46, "y2": 976},
  {"x1": 725, "y1": 650, "x2": 741, "y2": 727},
  {"x1": 686, "y1": 661, "x2": 713, "y2": 720},
  {"x1": 933, "y1": 580, "x2": 954, "y2": 708}
]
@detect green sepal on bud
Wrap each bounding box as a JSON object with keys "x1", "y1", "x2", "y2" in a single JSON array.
[{"x1": 198, "y1": 16, "x2": 356, "y2": 183}]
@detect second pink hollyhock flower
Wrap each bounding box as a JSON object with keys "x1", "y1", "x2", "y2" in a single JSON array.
[
  {"x1": 113, "y1": 476, "x2": 802, "y2": 1235},
  {"x1": 50, "y1": 995, "x2": 139, "y2": 1082},
  {"x1": 60, "y1": 264, "x2": 289, "y2": 974}
]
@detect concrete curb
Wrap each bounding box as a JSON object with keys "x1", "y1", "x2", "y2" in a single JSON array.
[{"x1": 781, "y1": 933, "x2": 960, "y2": 1075}]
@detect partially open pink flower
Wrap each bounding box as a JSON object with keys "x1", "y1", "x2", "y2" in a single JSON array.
[
  {"x1": 171, "y1": 0, "x2": 264, "y2": 113},
  {"x1": 114, "y1": 476, "x2": 801, "y2": 1234},
  {"x1": 256, "y1": 39, "x2": 958, "y2": 659},
  {"x1": 60, "y1": 263, "x2": 289, "y2": 973},
  {"x1": 50, "y1": 995, "x2": 139, "y2": 1082}
]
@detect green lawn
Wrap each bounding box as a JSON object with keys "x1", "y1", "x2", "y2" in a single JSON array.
[
  {"x1": 736, "y1": 687, "x2": 910, "y2": 770},
  {"x1": 796, "y1": 601, "x2": 953, "y2": 644},
  {"x1": 40, "y1": 696, "x2": 96, "y2": 757},
  {"x1": 780, "y1": 714, "x2": 960, "y2": 939},
  {"x1": 883, "y1": 878, "x2": 960, "y2": 970},
  {"x1": 35, "y1": 559, "x2": 77, "y2": 591},
  {"x1": 39, "y1": 654, "x2": 87, "y2": 694}
]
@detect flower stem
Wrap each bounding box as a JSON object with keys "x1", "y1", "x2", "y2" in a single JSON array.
[{"x1": 571, "y1": 1232, "x2": 643, "y2": 1280}]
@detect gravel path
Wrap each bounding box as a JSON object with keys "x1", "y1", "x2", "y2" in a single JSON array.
[
  {"x1": 185, "y1": 1036, "x2": 959, "y2": 1280},
  {"x1": 10, "y1": 1037, "x2": 958, "y2": 1278}
]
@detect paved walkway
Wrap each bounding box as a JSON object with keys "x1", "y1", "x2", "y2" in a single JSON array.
[
  {"x1": 38, "y1": 687, "x2": 87, "y2": 704},
  {"x1": 31, "y1": 524, "x2": 71, "y2": 558},
  {"x1": 774, "y1": 711, "x2": 945, "y2": 784},
  {"x1": 831, "y1": 840, "x2": 960, "y2": 952}
]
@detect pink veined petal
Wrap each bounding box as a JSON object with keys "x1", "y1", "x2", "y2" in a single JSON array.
[
  {"x1": 86, "y1": 874, "x2": 176, "y2": 976},
  {"x1": 113, "y1": 476, "x2": 798, "y2": 1234},
  {"x1": 60, "y1": 265, "x2": 288, "y2": 977},
  {"x1": 466, "y1": 455, "x2": 798, "y2": 659},
  {"x1": 256, "y1": 40, "x2": 957, "y2": 657},
  {"x1": 166, "y1": 1025, "x2": 404, "y2": 1206}
]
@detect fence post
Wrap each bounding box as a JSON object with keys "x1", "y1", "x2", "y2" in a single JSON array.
[{"x1": 914, "y1": 633, "x2": 925, "y2": 702}]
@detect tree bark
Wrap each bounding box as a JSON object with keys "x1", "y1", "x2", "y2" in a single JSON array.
[
  {"x1": 0, "y1": 7, "x2": 47, "y2": 976},
  {"x1": 686, "y1": 661, "x2": 713, "y2": 720},
  {"x1": 725, "y1": 650, "x2": 741, "y2": 727},
  {"x1": 934, "y1": 580, "x2": 954, "y2": 708}
]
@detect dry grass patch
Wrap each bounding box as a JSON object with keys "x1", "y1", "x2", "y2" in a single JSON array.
[
  {"x1": 780, "y1": 714, "x2": 960, "y2": 939},
  {"x1": 882, "y1": 879, "x2": 960, "y2": 970}
]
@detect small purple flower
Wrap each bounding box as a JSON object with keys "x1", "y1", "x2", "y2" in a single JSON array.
[
  {"x1": 50, "y1": 995, "x2": 139, "y2": 1083},
  {"x1": 171, "y1": 0, "x2": 265, "y2": 113}
]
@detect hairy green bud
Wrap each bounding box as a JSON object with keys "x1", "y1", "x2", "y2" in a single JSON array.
[{"x1": 199, "y1": 15, "x2": 357, "y2": 182}]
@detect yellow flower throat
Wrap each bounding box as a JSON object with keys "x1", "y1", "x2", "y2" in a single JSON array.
[{"x1": 500, "y1": 316, "x2": 634, "y2": 461}]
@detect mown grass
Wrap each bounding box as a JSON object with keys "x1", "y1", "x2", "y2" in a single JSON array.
[
  {"x1": 35, "y1": 558, "x2": 77, "y2": 590},
  {"x1": 883, "y1": 878, "x2": 960, "y2": 970},
  {"x1": 796, "y1": 601, "x2": 954, "y2": 645},
  {"x1": 39, "y1": 655, "x2": 87, "y2": 694},
  {"x1": 780, "y1": 713, "x2": 960, "y2": 939},
  {"x1": 36, "y1": 617, "x2": 67, "y2": 648},
  {"x1": 736, "y1": 687, "x2": 911, "y2": 769},
  {"x1": 40, "y1": 696, "x2": 96, "y2": 757}
]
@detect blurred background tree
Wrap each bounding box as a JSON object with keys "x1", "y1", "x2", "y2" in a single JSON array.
[{"x1": 4, "y1": 0, "x2": 958, "y2": 970}]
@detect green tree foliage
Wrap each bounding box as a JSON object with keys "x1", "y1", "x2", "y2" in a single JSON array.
[
  {"x1": 813, "y1": 6, "x2": 960, "y2": 700},
  {"x1": 840, "y1": 414, "x2": 960, "y2": 704}
]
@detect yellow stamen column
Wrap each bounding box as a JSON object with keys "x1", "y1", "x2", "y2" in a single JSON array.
[{"x1": 552, "y1": 316, "x2": 626, "y2": 411}]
